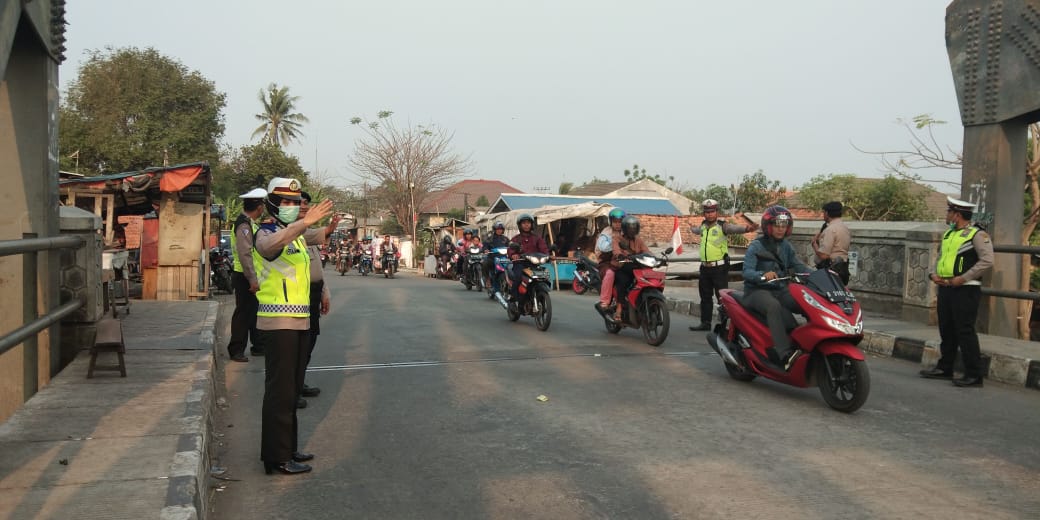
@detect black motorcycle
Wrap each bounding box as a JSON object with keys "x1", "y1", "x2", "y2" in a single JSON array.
[
  {"x1": 381, "y1": 249, "x2": 398, "y2": 278},
  {"x1": 571, "y1": 249, "x2": 602, "y2": 295},
  {"x1": 497, "y1": 252, "x2": 553, "y2": 331},
  {"x1": 462, "y1": 246, "x2": 485, "y2": 291},
  {"x1": 209, "y1": 247, "x2": 233, "y2": 294},
  {"x1": 358, "y1": 250, "x2": 373, "y2": 276}
]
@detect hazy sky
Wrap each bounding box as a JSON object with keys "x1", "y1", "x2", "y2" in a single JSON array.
[{"x1": 62, "y1": 1, "x2": 964, "y2": 194}]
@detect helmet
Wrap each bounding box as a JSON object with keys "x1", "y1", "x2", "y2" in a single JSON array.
[
  {"x1": 442, "y1": 235, "x2": 453, "y2": 244},
  {"x1": 463, "y1": 228, "x2": 473, "y2": 236},
  {"x1": 761, "y1": 205, "x2": 793, "y2": 238},
  {"x1": 702, "y1": 199, "x2": 719, "y2": 212},
  {"x1": 620, "y1": 215, "x2": 640, "y2": 238},
  {"x1": 493, "y1": 221, "x2": 505, "y2": 231},
  {"x1": 517, "y1": 213, "x2": 535, "y2": 227},
  {"x1": 608, "y1": 208, "x2": 626, "y2": 221}
]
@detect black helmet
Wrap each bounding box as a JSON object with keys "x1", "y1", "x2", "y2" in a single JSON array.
[
  {"x1": 463, "y1": 228, "x2": 473, "y2": 236},
  {"x1": 517, "y1": 213, "x2": 535, "y2": 227},
  {"x1": 493, "y1": 221, "x2": 505, "y2": 231},
  {"x1": 761, "y1": 205, "x2": 793, "y2": 238},
  {"x1": 442, "y1": 235, "x2": 453, "y2": 244},
  {"x1": 620, "y1": 215, "x2": 640, "y2": 238}
]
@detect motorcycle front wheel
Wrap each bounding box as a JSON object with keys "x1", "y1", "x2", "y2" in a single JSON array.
[
  {"x1": 816, "y1": 354, "x2": 870, "y2": 413},
  {"x1": 533, "y1": 286, "x2": 552, "y2": 331},
  {"x1": 640, "y1": 296, "x2": 670, "y2": 346}
]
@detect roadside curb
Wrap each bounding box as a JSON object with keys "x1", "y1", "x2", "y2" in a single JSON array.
[
  {"x1": 666, "y1": 296, "x2": 1038, "y2": 390},
  {"x1": 161, "y1": 300, "x2": 218, "y2": 520}
]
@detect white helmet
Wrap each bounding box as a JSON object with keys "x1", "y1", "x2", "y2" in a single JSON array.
[{"x1": 702, "y1": 199, "x2": 719, "y2": 212}]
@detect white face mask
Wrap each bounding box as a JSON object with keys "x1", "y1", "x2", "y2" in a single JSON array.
[{"x1": 278, "y1": 205, "x2": 300, "y2": 223}]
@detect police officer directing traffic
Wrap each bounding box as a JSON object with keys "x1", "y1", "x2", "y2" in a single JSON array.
[
  {"x1": 688, "y1": 199, "x2": 758, "y2": 331},
  {"x1": 253, "y1": 177, "x2": 333, "y2": 475},
  {"x1": 919, "y1": 197, "x2": 993, "y2": 388}
]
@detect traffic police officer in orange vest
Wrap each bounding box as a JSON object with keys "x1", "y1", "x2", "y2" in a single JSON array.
[
  {"x1": 688, "y1": 199, "x2": 758, "y2": 331},
  {"x1": 919, "y1": 197, "x2": 994, "y2": 388}
]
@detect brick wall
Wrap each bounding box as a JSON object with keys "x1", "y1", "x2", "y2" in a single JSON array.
[{"x1": 635, "y1": 213, "x2": 757, "y2": 248}]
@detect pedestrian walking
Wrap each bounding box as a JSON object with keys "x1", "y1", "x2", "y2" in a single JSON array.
[
  {"x1": 919, "y1": 197, "x2": 994, "y2": 388},
  {"x1": 296, "y1": 191, "x2": 338, "y2": 409},
  {"x1": 226, "y1": 188, "x2": 266, "y2": 362},
  {"x1": 688, "y1": 199, "x2": 758, "y2": 331},
  {"x1": 253, "y1": 177, "x2": 333, "y2": 475},
  {"x1": 812, "y1": 201, "x2": 851, "y2": 285}
]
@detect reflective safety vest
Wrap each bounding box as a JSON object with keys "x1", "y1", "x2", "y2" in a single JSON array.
[
  {"x1": 230, "y1": 213, "x2": 257, "y2": 273},
  {"x1": 252, "y1": 233, "x2": 311, "y2": 318},
  {"x1": 699, "y1": 222, "x2": 729, "y2": 263},
  {"x1": 936, "y1": 226, "x2": 979, "y2": 278}
]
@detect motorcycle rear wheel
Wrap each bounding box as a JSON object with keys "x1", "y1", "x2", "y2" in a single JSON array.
[
  {"x1": 640, "y1": 297, "x2": 670, "y2": 346},
  {"x1": 533, "y1": 286, "x2": 552, "y2": 331},
  {"x1": 572, "y1": 276, "x2": 587, "y2": 295},
  {"x1": 816, "y1": 354, "x2": 870, "y2": 413}
]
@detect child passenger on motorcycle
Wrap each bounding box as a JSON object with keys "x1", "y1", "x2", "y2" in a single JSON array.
[
  {"x1": 455, "y1": 229, "x2": 479, "y2": 276},
  {"x1": 610, "y1": 215, "x2": 651, "y2": 322},
  {"x1": 595, "y1": 208, "x2": 626, "y2": 318},
  {"x1": 741, "y1": 205, "x2": 810, "y2": 371},
  {"x1": 508, "y1": 213, "x2": 549, "y2": 301}
]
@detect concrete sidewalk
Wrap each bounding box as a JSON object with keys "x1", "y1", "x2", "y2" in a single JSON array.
[
  {"x1": 663, "y1": 281, "x2": 1040, "y2": 389},
  {"x1": 0, "y1": 300, "x2": 218, "y2": 520}
]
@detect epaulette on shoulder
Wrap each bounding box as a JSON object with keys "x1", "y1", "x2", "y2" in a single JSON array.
[{"x1": 258, "y1": 221, "x2": 278, "y2": 232}]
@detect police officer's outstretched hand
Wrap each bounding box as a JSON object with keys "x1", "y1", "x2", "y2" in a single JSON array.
[{"x1": 303, "y1": 199, "x2": 334, "y2": 226}]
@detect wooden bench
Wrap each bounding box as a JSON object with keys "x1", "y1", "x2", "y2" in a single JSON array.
[{"x1": 88, "y1": 317, "x2": 126, "y2": 378}]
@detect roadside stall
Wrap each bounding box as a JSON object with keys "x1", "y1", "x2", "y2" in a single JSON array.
[
  {"x1": 60, "y1": 162, "x2": 213, "y2": 301},
  {"x1": 476, "y1": 202, "x2": 614, "y2": 289}
]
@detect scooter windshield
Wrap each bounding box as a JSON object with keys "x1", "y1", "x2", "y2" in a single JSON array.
[{"x1": 806, "y1": 269, "x2": 855, "y2": 304}]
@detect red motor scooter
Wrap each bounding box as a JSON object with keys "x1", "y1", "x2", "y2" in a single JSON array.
[
  {"x1": 706, "y1": 252, "x2": 870, "y2": 413},
  {"x1": 595, "y1": 247, "x2": 672, "y2": 346}
]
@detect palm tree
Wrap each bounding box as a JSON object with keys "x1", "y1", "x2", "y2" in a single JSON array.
[{"x1": 251, "y1": 83, "x2": 309, "y2": 147}]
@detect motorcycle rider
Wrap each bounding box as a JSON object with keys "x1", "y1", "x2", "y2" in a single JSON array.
[
  {"x1": 484, "y1": 222, "x2": 510, "y2": 293},
  {"x1": 455, "y1": 229, "x2": 475, "y2": 277},
  {"x1": 438, "y1": 235, "x2": 455, "y2": 276},
  {"x1": 741, "y1": 205, "x2": 811, "y2": 371},
  {"x1": 509, "y1": 213, "x2": 549, "y2": 302},
  {"x1": 689, "y1": 198, "x2": 759, "y2": 331},
  {"x1": 381, "y1": 234, "x2": 398, "y2": 273},
  {"x1": 595, "y1": 208, "x2": 626, "y2": 317},
  {"x1": 611, "y1": 215, "x2": 651, "y2": 322}
]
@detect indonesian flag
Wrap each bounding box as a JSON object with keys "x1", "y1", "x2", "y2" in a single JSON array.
[{"x1": 670, "y1": 216, "x2": 684, "y2": 255}]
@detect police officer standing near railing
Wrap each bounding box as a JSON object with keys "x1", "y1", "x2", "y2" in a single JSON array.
[
  {"x1": 919, "y1": 197, "x2": 994, "y2": 388},
  {"x1": 227, "y1": 188, "x2": 267, "y2": 362},
  {"x1": 811, "y1": 201, "x2": 851, "y2": 285},
  {"x1": 688, "y1": 199, "x2": 758, "y2": 331}
]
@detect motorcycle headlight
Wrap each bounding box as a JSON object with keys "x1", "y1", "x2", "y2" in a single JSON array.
[
  {"x1": 822, "y1": 315, "x2": 863, "y2": 335},
  {"x1": 636, "y1": 256, "x2": 658, "y2": 267},
  {"x1": 525, "y1": 254, "x2": 547, "y2": 265}
]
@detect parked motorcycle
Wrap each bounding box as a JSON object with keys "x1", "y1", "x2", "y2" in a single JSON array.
[
  {"x1": 486, "y1": 247, "x2": 509, "y2": 300},
  {"x1": 571, "y1": 250, "x2": 602, "y2": 295},
  {"x1": 706, "y1": 251, "x2": 870, "y2": 413},
  {"x1": 357, "y1": 250, "x2": 373, "y2": 276},
  {"x1": 594, "y1": 248, "x2": 672, "y2": 346},
  {"x1": 495, "y1": 252, "x2": 553, "y2": 331},
  {"x1": 382, "y1": 249, "x2": 398, "y2": 279},
  {"x1": 209, "y1": 247, "x2": 233, "y2": 294},
  {"x1": 462, "y1": 246, "x2": 485, "y2": 291}
]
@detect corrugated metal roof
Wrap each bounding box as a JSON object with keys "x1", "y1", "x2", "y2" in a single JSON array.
[
  {"x1": 566, "y1": 182, "x2": 630, "y2": 196},
  {"x1": 491, "y1": 193, "x2": 680, "y2": 215}
]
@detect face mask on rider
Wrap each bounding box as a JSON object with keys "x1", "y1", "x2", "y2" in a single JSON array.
[{"x1": 278, "y1": 205, "x2": 300, "y2": 223}]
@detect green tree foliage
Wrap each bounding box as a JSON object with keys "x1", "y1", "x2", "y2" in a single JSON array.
[
  {"x1": 475, "y1": 195, "x2": 490, "y2": 206},
  {"x1": 251, "y1": 83, "x2": 309, "y2": 148},
  {"x1": 558, "y1": 182, "x2": 573, "y2": 195},
  {"x1": 623, "y1": 163, "x2": 674, "y2": 186},
  {"x1": 686, "y1": 170, "x2": 785, "y2": 213},
  {"x1": 797, "y1": 174, "x2": 928, "y2": 221},
  {"x1": 686, "y1": 184, "x2": 735, "y2": 212},
  {"x1": 59, "y1": 47, "x2": 226, "y2": 173},
  {"x1": 379, "y1": 215, "x2": 406, "y2": 235},
  {"x1": 213, "y1": 143, "x2": 307, "y2": 199}
]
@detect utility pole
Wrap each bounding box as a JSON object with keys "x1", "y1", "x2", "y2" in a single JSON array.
[{"x1": 462, "y1": 192, "x2": 470, "y2": 223}]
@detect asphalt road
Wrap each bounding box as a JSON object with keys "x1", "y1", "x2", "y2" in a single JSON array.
[{"x1": 209, "y1": 269, "x2": 1040, "y2": 519}]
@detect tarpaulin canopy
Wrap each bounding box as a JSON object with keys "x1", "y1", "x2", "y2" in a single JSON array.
[
  {"x1": 59, "y1": 162, "x2": 209, "y2": 193},
  {"x1": 475, "y1": 201, "x2": 614, "y2": 236}
]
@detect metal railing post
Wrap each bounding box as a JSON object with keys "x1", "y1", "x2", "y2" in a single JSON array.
[{"x1": 22, "y1": 233, "x2": 38, "y2": 400}]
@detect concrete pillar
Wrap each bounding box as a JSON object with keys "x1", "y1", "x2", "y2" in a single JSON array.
[
  {"x1": 961, "y1": 123, "x2": 1027, "y2": 337},
  {"x1": 58, "y1": 207, "x2": 102, "y2": 368}
]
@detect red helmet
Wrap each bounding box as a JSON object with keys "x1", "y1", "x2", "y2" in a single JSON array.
[{"x1": 761, "y1": 205, "x2": 793, "y2": 237}]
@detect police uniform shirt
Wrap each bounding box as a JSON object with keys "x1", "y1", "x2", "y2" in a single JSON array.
[
  {"x1": 817, "y1": 217, "x2": 850, "y2": 262},
  {"x1": 934, "y1": 226, "x2": 994, "y2": 283}
]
